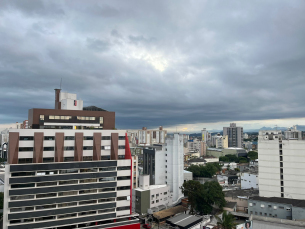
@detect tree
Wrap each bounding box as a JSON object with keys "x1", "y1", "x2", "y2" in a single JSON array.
[
  {"x1": 248, "y1": 151, "x2": 258, "y2": 160},
  {"x1": 181, "y1": 180, "x2": 226, "y2": 215},
  {"x1": 238, "y1": 157, "x2": 248, "y2": 163},
  {"x1": 219, "y1": 156, "x2": 229, "y2": 162},
  {"x1": 180, "y1": 180, "x2": 202, "y2": 214},
  {"x1": 217, "y1": 211, "x2": 237, "y2": 229}
]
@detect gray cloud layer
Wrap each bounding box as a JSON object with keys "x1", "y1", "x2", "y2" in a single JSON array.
[{"x1": 1, "y1": 0, "x2": 305, "y2": 129}]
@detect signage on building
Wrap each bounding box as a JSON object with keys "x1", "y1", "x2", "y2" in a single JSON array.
[{"x1": 236, "y1": 221, "x2": 253, "y2": 229}]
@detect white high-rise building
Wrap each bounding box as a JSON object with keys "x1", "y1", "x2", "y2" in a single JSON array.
[
  {"x1": 143, "y1": 134, "x2": 184, "y2": 204},
  {"x1": 258, "y1": 130, "x2": 305, "y2": 199}
]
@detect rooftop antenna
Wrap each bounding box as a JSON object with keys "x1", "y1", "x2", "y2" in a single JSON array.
[{"x1": 60, "y1": 78, "x2": 62, "y2": 89}]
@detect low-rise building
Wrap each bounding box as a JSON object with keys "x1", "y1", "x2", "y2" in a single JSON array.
[
  {"x1": 248, "y1": 196, "x2": 305, "y2": 220},
  {"x1": 183, "y1": 170, "x2": 193, "y2": 182},
  {"x1": 207, "y1": 147, "x2": 247, "y2": 158},
  {"x1": 241, "y1": 172, "x2": 258, "y2": 190},
  {"x1": 133, "y1": 175, "x2": 172, "y2": 215},
  {"x1": 224, "y1": 189, "x2": 259, "y2": 213}
]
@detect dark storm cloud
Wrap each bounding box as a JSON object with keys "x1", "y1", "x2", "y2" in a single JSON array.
[{"x1": 1, "y1": 0, "x2": 305, "y2": 129}]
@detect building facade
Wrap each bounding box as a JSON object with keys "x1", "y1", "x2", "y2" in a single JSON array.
[
  {"x1": 223, "y1": 123, "x2": 243, "y2": 148},
  {"x1": 258, "y1": 130, "x2": 305, "y2": 199},
  {"x1": 143, "y1": 134, "x2": 184, "y2": 204},
  {"x1": 2, "y1": 90, "x2": 140, "y2": 229},
  {"x1": 241, "y1": 172, "x2": 258, "y2": 189},
  {"x1": 127, "y1": 126, "x2": 167, "y2": 147},
  {"x1": 248, "y1": 196, "x2": 305, "y2": 220}
]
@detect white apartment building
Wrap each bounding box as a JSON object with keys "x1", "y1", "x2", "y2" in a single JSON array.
[
  {"x1": 284, "y1": 126, "x2": 302, "y2": 140},
  {"x1": 127, "y1": 126, "x2": 167, "y2": 146},
  {"x1": 241, "y1": 172, "x2": 258, "y2": 189},
  {"x1": 143, "y1": 134, "x2": 184, "y2": 204},
  {"x1": 258, "y1": 130, "x2": 305, "y2": 199}
]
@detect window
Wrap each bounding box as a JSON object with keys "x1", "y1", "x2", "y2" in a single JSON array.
[
  {"x1": 44, "y1": 136, "x2": 55, "y2": 140},
  {"x1": 164, "y1": 192, "x2": 167, "y2": 195},
  {"x1": 117, "y1": 186, "x2": 129, "y2": 191},
  {"x1": 19, "y1": 136, "x2": 33, "y2": 141},
  {"x1": 43, "y1": 147, "x2": 54, "y2": 151},
  {"x1": 37, "y1": 170, "x2": 57, "y2": 175},
  {"x1": 10, "y1": 207, "x2": 34, "y2": 212},
  {"x1": 79, "y1": 189, "x2": 97, "y2": 194},
  {"x1": 36, "y1": 193, "x2": 57, "y2": 198},
  {"x1": 100, "y1": 117, "x2": 103, "y2": 124},
  {"x1": 55, "y1": 116, "x2": 60, "y2": 119},
  {"x1": 80, "y1": 168, "x2": 98, "y2": 173},
  {"x1": 118, "y1": 145, "x2": 125, "y2": 149},
  {"x1": 117, "y1": 196, "x2": 128, "y2": 201},
  {"x1": 117, "y1": 176, "x2": 130, "y2": 180},
  {"x1": 59, "y1": 169, "x2": 78, "y2": 174},
  {"x1": 43, "y1": 157, "x2": 54, "y2": 163},
  {"x1": 117, "y1": 167, "x2": 129, "y2": 171},
  {"x1": 59, "y1": 180, "x2": 78, "y2": 185},
  {"x1": 49, "y1": 115, "x2": 55, "y2": 119},
  {"x1": 11, "y1": 183, "x2": 35, "y2": 189},
  {"x1": 249, "y1": 203, "x2": 253, "y2": 206},
  {"x1": 40, "y1": 115, "x2": 44, "y2": 120},
  {"x1": 99, "y1": 208, "x2": 115, "y2": 213},
  {"x1": 83, "y1": 146, "x2": 93, "y2": 150},
  {"x1": 100, "y1": 167, "x2": 116, "y2": 171},
  {"x1": 12, "y1": 172, "x2": 35, "y2": 177},
  {"x1": 58, "y1": 191, "x2": 78, "y2": 196},
  {"x1": 279, "y1": 206, "x2": 284, "y2": 209},
  {"x1": 102, "y1": 136, "x2": 110, "y2": 140},
  {"x1": 119, "y1": 136, "x2": 125, "y2": 140},
  {"x1": 37, "y1": 181, "x2": 57, "y2": 187},
  {"x1": 64, "y1": 157, "x2": 74, "y2": 162},
  {"x1": 286, "y1": 207, "x2": 291, "y2": 211},
  {"x1": 268, "y1": 205, "x2": 272, "y2": 208},
  {"x1": 117, "y1": 206, "x2": 129, "y2": 211},
  {"x1": 36, "y1": 216, "x2": 56, "y2": 222},
  {"x1": 102, "y1": 145, "x2": 111, "y2": 150},
  {"x1": 36, "y1": 204, "x2": 56, "y2": 210},
  {"x1": 98, "y1": 197, "x2": 115, "y2": 202},
  {"x1": 64, "y1": 146, "x2": 74, "y2": 151},
  {"x1": 101, "y1": 156, "x2": 110, "y2": 160},
  {"x1": 79, "y1": 200, "x2": 97, "y2": 205},
  {"x1": 98, "y1": 188, "x2": 115, "y2": 192},
  {"x1": 80, "y1": 178, "x2": 97, "y2": 183},
  {"x1": 118, "y1": 155, "x2": 125, "y2": 159},
  {"x1": 19, "y1": 147, "x2": 33, "y2": 152},
  {"x1": 84, "y1": 136, "x2": 93, "y2": 140},
  {"x1": 99, "y1": 177, "x2": 115, "y2": 182},
  {"x1": 11, "y1": 195, "x2": 34, "y2": 200},
  {"x1": 274, "y1": 206, "x2": 277, "y2": 209},
  {"x1": 58, "y1": 202, "x2": 77, "y2": 208},
  {"x1": 58, "y1": 213, "x2": 77, "y2": 219},
  {"x1": 83, "y1": 156, "x2": 93, "y2": 161},
  {"x1": 65, "y1": 136, "x2": 74, "y2": 140},
  {"x1": 18, "y1": 158, "x2": 33, "y2": 164}
]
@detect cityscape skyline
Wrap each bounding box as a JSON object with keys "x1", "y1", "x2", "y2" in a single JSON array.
[{"x1": 1, "y1": 1, "x2": 305, "y2": 131}]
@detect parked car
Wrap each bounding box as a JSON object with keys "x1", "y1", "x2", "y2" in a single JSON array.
[{"x1": 143, "y1": 224, "x2": 151, "y2": 229}]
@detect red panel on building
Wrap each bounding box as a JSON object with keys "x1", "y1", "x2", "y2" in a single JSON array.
[{"x1": 105, "y1": 223, "x2": 141, "y2": 229}]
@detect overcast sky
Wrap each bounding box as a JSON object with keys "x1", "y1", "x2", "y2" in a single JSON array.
[{"x1": 1, "y1": 0, "x2": 305, "y2": 132}]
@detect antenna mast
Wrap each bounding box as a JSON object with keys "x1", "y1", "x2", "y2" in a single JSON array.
[{"x1": 60, "y1": 78, "x2": 62, "y2": 89}]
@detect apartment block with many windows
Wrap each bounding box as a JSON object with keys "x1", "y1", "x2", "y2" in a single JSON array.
[{"x1": 3, "y1": 90, "x2": 139, "y2": 229}]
